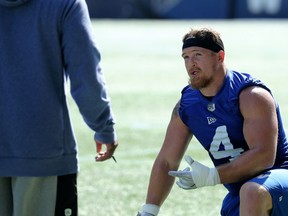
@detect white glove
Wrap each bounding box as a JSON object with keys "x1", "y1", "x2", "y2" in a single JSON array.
[
  {"x1": 168, "y1": 155, "x2": 220, "y2": 189},
  {"x1": 137, "y1": 204, "x2": 160, "y2": 216}
]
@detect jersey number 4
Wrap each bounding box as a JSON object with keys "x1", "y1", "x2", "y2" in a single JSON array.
[{"x1": 209, "y1": 125, "x2": 244, "y2": 161}]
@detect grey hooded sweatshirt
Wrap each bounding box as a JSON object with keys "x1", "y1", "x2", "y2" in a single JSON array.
[{"x1": 0, "y1": 0, "x2": 117, "y2": 176}]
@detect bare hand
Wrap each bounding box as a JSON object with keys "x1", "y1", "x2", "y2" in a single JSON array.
[{"x1": 95, "y1": 140, "x2": 118, "y2": 162}]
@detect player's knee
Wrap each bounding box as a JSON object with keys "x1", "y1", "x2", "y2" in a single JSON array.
[
  {"x1": 240, "y1": 182, "x2": 260, "y2": 203},
  {"x1": 240, "y1": 182, "x2": 272, "y2": 210}
]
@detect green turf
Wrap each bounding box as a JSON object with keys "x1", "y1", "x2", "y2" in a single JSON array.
[{"x1": 67, "y1": 19, "x2": 288, "y2": 215}]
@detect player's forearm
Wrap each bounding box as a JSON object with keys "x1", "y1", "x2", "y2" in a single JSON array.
[
  {"x1": 146, "y1": 176, "x2": 174, "y2": 206},
  {"x1": 145, "y1": 159, "x2": 175, "y2": 206},
  {"x1": 218, "y1": 147, "x2": 275, "y2": 184}
]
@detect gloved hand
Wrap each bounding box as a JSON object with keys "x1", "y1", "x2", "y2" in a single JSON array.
[
  {"x1": 137, "y1": 204, "x2": 160, "y2": 216},
  {"x1": 168, "y1": 155, "x2": 220, "y2": 190}
]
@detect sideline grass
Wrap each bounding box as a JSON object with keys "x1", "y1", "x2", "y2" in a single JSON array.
[{"x1": 67, "y1": 19, "x2": 288, "y2": 215}]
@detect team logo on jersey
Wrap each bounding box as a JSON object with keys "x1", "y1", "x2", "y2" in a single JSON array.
[
  {"x1": 207, "y1": 117, "x2": 217, "y2": 125},
  {"x1": 207, "y1": 102, "x2": 215, "y2": 112}
]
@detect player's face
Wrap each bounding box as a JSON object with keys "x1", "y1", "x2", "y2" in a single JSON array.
[{"x1": 182, "y1": 47, "x2": 219, "y2": 90}]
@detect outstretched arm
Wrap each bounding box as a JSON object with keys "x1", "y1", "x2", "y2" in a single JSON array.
[{"x1": 140, "y1": 101, "x2": 192, "y2": 214}]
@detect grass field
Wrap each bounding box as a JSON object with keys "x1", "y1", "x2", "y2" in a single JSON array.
[{"x1": 67, "y1": 19, "x2": 288, "y2": 215}]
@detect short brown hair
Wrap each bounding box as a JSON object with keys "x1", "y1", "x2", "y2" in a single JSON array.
[{"x1": 182, "y1": 28, "x2": 224, "y2": 52}]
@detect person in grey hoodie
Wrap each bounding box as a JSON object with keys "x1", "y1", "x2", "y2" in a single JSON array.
[{"x1": 0, "y1": 0, "x2": 118, "y2": 215}]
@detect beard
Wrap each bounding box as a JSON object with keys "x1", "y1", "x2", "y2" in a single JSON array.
[{"x1": 188, "y1": 75, "x2": 213, "y2": 90}]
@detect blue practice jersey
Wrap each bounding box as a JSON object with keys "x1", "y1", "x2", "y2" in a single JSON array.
[{"x1": 179, "y1": 70, "x2": 288, "y2": 194}]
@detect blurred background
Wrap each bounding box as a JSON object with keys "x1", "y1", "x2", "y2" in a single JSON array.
[
  {"x1": 75, "y1": 0, "x2": 288, "y2": 215},
  {"x1": 85, "y1": 0, "x2": 287, "y2": 19}
]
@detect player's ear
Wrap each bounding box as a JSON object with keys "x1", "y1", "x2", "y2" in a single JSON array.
[{"x1": 218, "y1": 50, "x2": 225, "y2": 62}]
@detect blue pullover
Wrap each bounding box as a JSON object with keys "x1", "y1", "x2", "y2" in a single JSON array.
[{"x1": 0, "y1": 0, "x2": 117, "y2": 176}]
